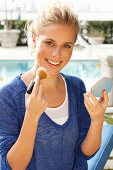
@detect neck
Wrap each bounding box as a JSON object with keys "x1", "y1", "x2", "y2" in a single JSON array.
[{"x1": 41, "y1": 74, "x2": 61, "y2": 90}]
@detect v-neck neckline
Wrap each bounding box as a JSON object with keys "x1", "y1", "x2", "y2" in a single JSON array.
[
  {"x1": 42, "y1": 73, "x2": 73, "y2": 129},
  {"x1": 18, "y1": 73, "x2": 74, "y2": 129}
]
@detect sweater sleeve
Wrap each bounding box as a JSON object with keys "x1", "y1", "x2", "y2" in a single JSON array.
[
  {"x1": 0, "y1": 89, "x2": 20, "y2": 169},
  {"x1": 75, "y1": 79, "x2": 98, "y2": 160}
]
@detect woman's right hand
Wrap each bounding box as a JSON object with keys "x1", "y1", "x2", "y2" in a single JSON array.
[
  {"x1": 25, "y1": 76, "x2": 48, "y2": 120},
  {"x1": 7, "y1": 76, "x2": 47, "y2": 169}
]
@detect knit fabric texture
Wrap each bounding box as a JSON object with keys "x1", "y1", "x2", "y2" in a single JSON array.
[{"x1": 0, "y1": 73, "x2": 95, "y2": 170}]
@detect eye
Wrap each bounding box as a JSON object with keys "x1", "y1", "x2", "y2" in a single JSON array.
[
  {"x1": 45, "y1": 41, "x2": 53, "y2": 45},
  {"x1": 64, "y1": 44, "x2": 71, "y2": 48}
]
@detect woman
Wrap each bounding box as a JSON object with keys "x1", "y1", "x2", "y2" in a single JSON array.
[{"x1": 0, "y1": 2, "x2": 108, "y2": 170}]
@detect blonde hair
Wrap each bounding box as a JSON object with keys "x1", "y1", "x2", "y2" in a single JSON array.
[{"x1": 25, "y1": 1, "x2": 79, "y2": 49}]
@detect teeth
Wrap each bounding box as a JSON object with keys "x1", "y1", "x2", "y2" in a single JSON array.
[{"x1": 47, "y1": 59, "x2": 60, "y2": 65}]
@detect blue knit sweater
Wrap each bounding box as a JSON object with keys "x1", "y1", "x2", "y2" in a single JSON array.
[{"x1": 0, "y1": 73, "x2": 94, "y2": 170}]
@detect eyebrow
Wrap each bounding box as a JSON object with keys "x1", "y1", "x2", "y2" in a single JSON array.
[
  {"x1": 64, "y1": 42, "x2": 74, "y2": 44},
  {"x1": 45, "y1": 38, "x2": 74, "y2": 44}
]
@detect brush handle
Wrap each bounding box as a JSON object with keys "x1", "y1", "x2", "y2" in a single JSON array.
[{"x1": 27, "y1": 82, "x2": 35, "y2": 94}]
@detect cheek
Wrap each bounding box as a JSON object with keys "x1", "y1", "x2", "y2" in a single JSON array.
[
  {"x1": 35, "y1": 46, "x2": 51, "y2": 64},
  {"x1": 35, "y1": 46, "x2": 45, "y2": 60},
  {"x1": 63, "y1": 50, "x2": 72, "y2": 62},
  {"x1": 36, "y1": 45, "x2": 51, "y2": 56},
  {"x1": 36, "y1": 43, "x2": 43, "y2": 53}
]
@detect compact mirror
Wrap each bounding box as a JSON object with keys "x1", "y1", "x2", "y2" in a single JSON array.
[{"x1": 91, "y1": 77, "x2": 113, "y2": 97}]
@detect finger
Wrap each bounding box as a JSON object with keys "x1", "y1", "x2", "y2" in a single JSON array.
[
  {"x1": 25, "y1": 93, "x2": 29, "y2": 101},
  {"x1": 43, "y1": 94, "x2": 48, "y2": 104},
  {"x1": 84, "y1": 98, "x2": 93, "y2": 115},
  {"x1": 99, "y1": 97, "x2": 104, "y2": 104},
  {"x1": 84, "y1": 93, "x2": 96, "y2": 111},
  {"x1": 42, "y1": 93, "x2": 48, "y2": 108},
  {"x1": 38, "y1": 84, "x2": 44, "y2": 99},
  {"x1": 38, "y1": 85, "x2": 48, "y2": 107},
  {"x1": 102, "y1": 90, "x2": 109, "y2": 107},
  {"x1": 32, "y1": 76, "x2": 40, "y2": 95},
  {"x1": 88, "y1": 91, "x2": 100, "y2": 107}
]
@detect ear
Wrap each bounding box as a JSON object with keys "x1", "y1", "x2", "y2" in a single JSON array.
[{"x1": 32, "y1": 34, "x2": 36, "y2": 47}]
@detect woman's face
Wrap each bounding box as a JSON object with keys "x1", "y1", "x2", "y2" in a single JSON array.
[{"x1": 34, "y1": 24, "x2": 76, "y2": 76}]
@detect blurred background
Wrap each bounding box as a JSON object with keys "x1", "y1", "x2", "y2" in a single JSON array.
[
  {"x1": 0, "y1": 0, "x2": 113, "y2": 45},
  {"x1": 0, "y1": 0, "x2": 113, "y2": 169}
]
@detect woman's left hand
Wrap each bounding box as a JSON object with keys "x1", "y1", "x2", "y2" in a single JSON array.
[{"x1": 84, "y1": 90, "x2": 109, "y2": 123}]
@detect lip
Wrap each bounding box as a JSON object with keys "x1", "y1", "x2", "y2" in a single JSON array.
[{"x1": 46, "y1": 58, "x2": 62, "y2": 68}]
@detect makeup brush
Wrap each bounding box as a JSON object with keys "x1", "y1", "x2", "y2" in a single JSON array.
[{"x1": 27, "y1": 67, "x2": 48, "y2": 94}]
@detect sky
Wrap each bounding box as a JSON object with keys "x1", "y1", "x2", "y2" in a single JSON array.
[{"x1": 1, "y1": 0, "x2": 113, "y2": 12}]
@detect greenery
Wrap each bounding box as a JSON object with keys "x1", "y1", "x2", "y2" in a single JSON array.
[
  {"x1": 0, "y1": 20, "x2": 113, "y2": 45},
  {"x1": 104, "y1": 113, "x2": 113, "y2": 125},
  {"x1": 0, "y1": 21, "x2": 4, "y2": 29},
  {"x1": 12, "y1": 20, "x2": 27, "y2": 45},
  {"x1": 87, "y1": 29, "x2": 105, "y2": 37},
  {"x1": 0, "y1": 20, "x2": 27, "y2": 46},
  {"x1": 80, "y1": 21, "x2": 113, "y2": 44}
]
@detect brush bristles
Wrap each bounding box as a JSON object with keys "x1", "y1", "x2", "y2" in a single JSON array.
[{"x1": 36, "y1": 67, "x2": 48, "y2": 80}]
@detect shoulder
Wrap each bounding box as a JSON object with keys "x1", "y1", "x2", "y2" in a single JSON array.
[
  {"x1": 61, "y1": 73, "x2": 86, "y2": 90},
  {"x1": 0, "y1": 75, "x2": 27, "y2": 103}
]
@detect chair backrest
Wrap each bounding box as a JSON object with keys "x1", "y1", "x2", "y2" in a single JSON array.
[{"x1": 87, "y1": 124, "x2": 113, "y2": 170}]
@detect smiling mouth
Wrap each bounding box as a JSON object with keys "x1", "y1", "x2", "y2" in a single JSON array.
[{"x1": 46, "y1": 59, "x2": 62, "y2": 66}]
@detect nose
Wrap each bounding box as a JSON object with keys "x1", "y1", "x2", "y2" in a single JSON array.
[{"x1": 52, "y1": 47, "x2": 61, "y2": 59}]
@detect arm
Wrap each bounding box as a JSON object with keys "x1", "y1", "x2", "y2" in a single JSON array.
[
  {"x1": 7, "y1": 77, "x2": 48, "y2": 170},
  {"x1": 82, "y1": 90, "x2": 108, "y2": 156},
  {"x1": 7, "y1": 111, "x2": 39, "y2": 170}
]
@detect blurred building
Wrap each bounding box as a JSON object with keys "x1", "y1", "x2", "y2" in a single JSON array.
[{"x1": 0, "y1": 0, "x2": 113, "y2": 20}]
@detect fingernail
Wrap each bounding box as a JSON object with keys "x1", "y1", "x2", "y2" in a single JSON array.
[
  {"x1": 88, "y1": 91, "x2": 92, "y2": 95},
  {"x1": 102, "y1": 89, "x2": 105, "y2": 93}
]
